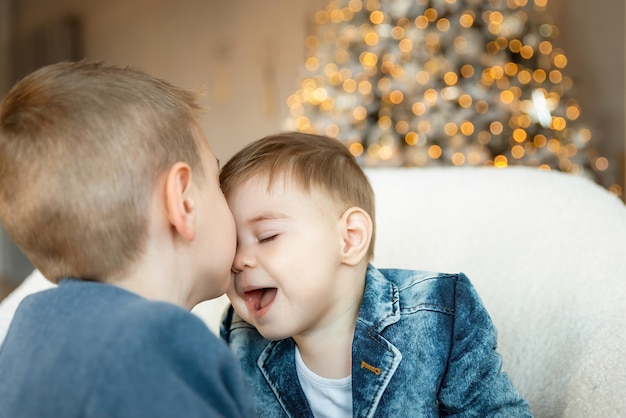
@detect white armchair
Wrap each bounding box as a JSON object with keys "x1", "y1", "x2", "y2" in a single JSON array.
[{"x1": 2, "y1": 166, "x2": 625, "y2": 417}]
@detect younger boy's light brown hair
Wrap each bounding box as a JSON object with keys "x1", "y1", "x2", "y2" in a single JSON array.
[
  {"x1": 0, "y1": 60, "x2": 206, "y2": 284},
  {"x1": 219, "y1": 132, "x2": 376, "y2": 260}
]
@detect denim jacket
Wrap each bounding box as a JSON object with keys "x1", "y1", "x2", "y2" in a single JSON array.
[{"x1": 221, "y1": 265, "x2": 532, "y2": 417}]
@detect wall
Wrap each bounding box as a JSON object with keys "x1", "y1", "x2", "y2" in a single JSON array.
[
  {"x1": 7, "y1": 0, "x2": 327, "y2": 161},
  {"x1": 1, "y1": 0, "x2": 625, "y2": 281},
  {"x1": 7, "y1": 0, "x2": 622, "y2": 166}
]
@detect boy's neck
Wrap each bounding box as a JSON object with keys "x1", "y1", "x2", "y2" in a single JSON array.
[
  {"x1": 107, "y1": 230, "x2": 199, "y2": 310},
  {"x1": 293, "y1": 264, "x2": 367, "y2": 379}
]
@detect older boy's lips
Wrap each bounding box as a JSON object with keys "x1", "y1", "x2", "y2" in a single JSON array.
[{"x1": 243, "y1": 287, "x2": 277, "y2": 317}]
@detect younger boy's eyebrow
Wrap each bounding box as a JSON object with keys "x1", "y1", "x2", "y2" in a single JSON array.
[{"x1": 247, "y1": 211, "x2": 289, "y2": 225}]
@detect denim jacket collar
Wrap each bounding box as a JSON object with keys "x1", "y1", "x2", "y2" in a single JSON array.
[{"x1": 257, "y1": 265, "x2": 404, "y2": 418}]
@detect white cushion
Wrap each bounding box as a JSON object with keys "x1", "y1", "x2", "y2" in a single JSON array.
[{"x1": 2, "y1": 166, "x2": 625, "y2": 417}]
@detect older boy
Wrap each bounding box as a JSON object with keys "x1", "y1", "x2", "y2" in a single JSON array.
[
  {"x1": 219, "y1": 132, "x2": 532, "y2": 417},
  {"x1": 0, "y1": 61, "x2": 255, "y2": 417}
]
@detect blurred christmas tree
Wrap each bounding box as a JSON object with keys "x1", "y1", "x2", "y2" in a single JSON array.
[{"x1": 284, "y1": 0, "x2": 621, "y2": 196}]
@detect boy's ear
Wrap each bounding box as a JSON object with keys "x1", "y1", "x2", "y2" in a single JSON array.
[
  {"x1": 339, "y1": 207, "x2": 373, "y2": 266},
  {"x1": 164, "y1": 162, "x2": 196, "y2": 241}
]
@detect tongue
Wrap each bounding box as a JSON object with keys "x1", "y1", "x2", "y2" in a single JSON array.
[
  {"x1": 245, "y1": 288, "x2": 277, "y2": 311},
  {"x1": 259, "y1": 288, "x2": 277, "y2": 309}
]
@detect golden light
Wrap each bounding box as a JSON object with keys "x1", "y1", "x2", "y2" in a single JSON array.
[
  {"x1": 551, "y1": 116, "x2": 567, "y2": 131},
  {"x1": 399, "y1": 38, "x2": 413, "y2": 52},
  {"x1": 358, "y1": 80, "x2": 373, "y2": 94},
  {"x1": 424, "y1": 8, "x2": 438, "y2": 22},
  {"x1": 334, "y1": 48, "x2": 350, "y2": 64},
  {"x1": 349, "y1": 141, "x2": 364, "y2": 157},
  {"x1": 415, "y1": 15, "x2": 429, "y2": 29},
  {"x1": 518, "y1": 69, "x2": 532, "y2": 84},
  {"x1": 389, "y1": 90, "x2": 404, "y2": 104},
  {"x1": 364, "y1": 31, "x2": 379, "y2": 46},
  {"x1": 494, "y1": 155, "x2": 508, "y2": 167},
  {"x1": 424, "y1": 88, "x2": 438, "y2": 104},
  {"x1": 489, "y1": 11, "x2": 504, "y2": 24},
  {"x1": 565, "y1": 143, "x2": 578, "y2": 157},
  {"x1": 533, "y1": 134, "x2": 547, "y2": 148},
  {"x1": 290, "y1": 104, "x2": 304, "y2": 117},
  {"x1": 549, "y1": 70, "x2": 562, "y2": 84},
  {"x1": 566, "y1": 105, "x2": 580, "y2": 120},
  {"x1": 547, "y1": 138, "x2": 561, "y2": 152},
  {"x1": 459, "y1": 13, "x2": 474, "y2": 28},
  {"x1": 490, "y1": 121, "x2": 504, "y2": 135},
  {"x1": 511, "y1": 145, "x2": 525, "y2": 159},
  {"x1": 343, "y1": 79, "x2": 357, "y2": 93},
  {"x1": 305, "y1": 57, "x2": 320, "y2": 71},
  {"x1": 553, "y1": 53, "x2": 568, "y2": 68},
  {"x1": 305, "y1": 35, "x2": 319, "y2": 50},
  {"x1": 353, "y1": 106, "x2": 367, "y2": 121},
  {"x1": 458, "y1": 94, "x2": 472, "y2": 108},
  {"x1": 460, "y1": 121, "x2": 475, "y2": 136},
  {"x1": 460, "y1": 64, "x2": 475, "y2": 78},
  {"x1": 478, "y1": 131, "x2": 491, "y2": 144},
  {"x1": 325, "y1": 124, "x2": 340, "y2": 137},
  {"x1": 500, "y1": 90, "x2": 515, "y2": 104},
  {"x1": 509, "y1": 39, "x2": 522, "y2": 53},
  {"x1": 512, "y1": 128, "x2": 527, "y2": 143},
  {"x1": 379, "y1": 145, "x2": 393, "y2": 160},
  {"x1": 390, "y1": 66, "x2": 404, "y2": 79},
  {"x1": 391, "y1": 26, "x2": 405, "y2": 40},
  {"x1": 312, "y1": 87, "x2": 328, "y2": 102},
  {"x1": 412, "y1": 101, "x2": 426, "y2": 115},
  {"x1": 320, "y1": 97, "x2": 335, "y2": 111},
  {"x1": 378, "y1": 115, "x2": 392, "y2": 129},
  {"x1": 437, "y1": 18, "x2": 451, "y2": 32},
  {"x1": 359, "y1": 51, "x2": 378, "y2": 67},
  {"x1": 539, "y1": 40, "x2": 552, "y2": 55},
  {"x1": 295, "y1": 116, "x2": 312, "y2": 131},
  {"x1": 315, "y1": 10, "x2": 329, "y2": 24},
  {"x1": 467, "y1": 150, "x2": 482, "y2": 165},
  {"x1": 417, "y1": 120, "x2": 432, "y2": 133},
  {"x1": 533, "y1": 69, "x2": 547, "y2": 83},
  {"x1": 348, "y1": 0, "x2": 363, "y2": 12},
  {"x1": 428, "y1": 145, "x2": 443, "y2": 159},
  {"x1": 451, "y1": 152, "x2": 466, "y2": 166},
  {"x1": 594, "y1": 157, "x2": 609, "y2": 171},
  {"x1": 370, "y1": 10, "x2": 385, "y2": 24},
  {"x1": 504, "y1": 62, "x2": 518, "y2": 76},
  {"x1": 378, "y1": 77, "x2": 391, "y2": 91},
  {"x1": 405, "y1": 131, "x2": 419, "y2": 145},
  {"x1": 579, "y1": 128, "x2": 592, "y2": 143},
  {"x1": 475, "y1": 100, "x2": 489, "y2": 114},
  {"x1": 416, "y1": 70, "x2": 430, "y2": 84},
  {"x1": 444, "y1": 122, "x2": 458, "y2": 136},
  {"x1": 454, "y1": 36, "x2": 468, "y2": 53},
  {"x1": 520, "y1": 45, "x2": 534, "y2": 59},
  {"x1": 444, "y1": 71, "x2": 459, "y2": 85}
]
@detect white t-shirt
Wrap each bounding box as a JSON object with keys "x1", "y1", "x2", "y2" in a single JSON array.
[{"x1": 295, "y1": 346, "x2": 352, "y2": 418}]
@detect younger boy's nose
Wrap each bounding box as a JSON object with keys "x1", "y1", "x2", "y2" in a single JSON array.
[{"x1": 231, "y1": 247, "x2": 256, "y2": 273}]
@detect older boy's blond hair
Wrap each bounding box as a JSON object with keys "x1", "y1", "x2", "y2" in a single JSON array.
[
  {"x1": 0, "y1": 61, "x2": 205, "y2": 284},
  {"x1": 219, "y1": 132, "x2": 376, "y2": 260}
]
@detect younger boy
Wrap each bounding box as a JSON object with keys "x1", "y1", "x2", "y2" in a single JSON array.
[
  {"x1": 219, "y1": 132, "x2": 532, "y2": 417},
  {"x1": 0, "y1": 61, "x2": 255, "y2": 417}
]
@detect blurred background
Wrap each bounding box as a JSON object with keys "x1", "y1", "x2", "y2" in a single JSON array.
[{"x1": 0, "y1": 0, "x2": 624, "y2": 291}]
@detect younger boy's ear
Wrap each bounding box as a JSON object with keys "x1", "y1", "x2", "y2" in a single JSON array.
[
  {"x1": 339, "y1": 207, "x2": 373, "y2": 266},
  {"x1": 164, "y1": 162, "x2": 196, "y2": 242}
]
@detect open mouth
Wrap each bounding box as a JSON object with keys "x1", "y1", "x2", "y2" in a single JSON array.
[{"x1": 243, "y1": 287, "x2": 277, "y2": 315}]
